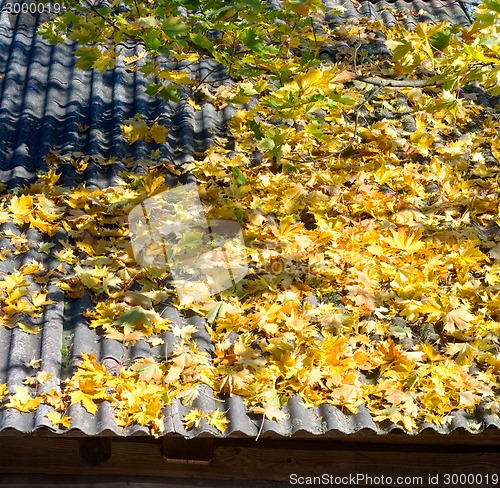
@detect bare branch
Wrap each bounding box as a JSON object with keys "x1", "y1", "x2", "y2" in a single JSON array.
[{"x1": 353, "y1": 75, "x2": 438, "y2": 88}]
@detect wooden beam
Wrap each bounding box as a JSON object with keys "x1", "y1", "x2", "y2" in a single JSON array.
[
  {"x1": 2, "y1": 425, "x2": 499, "y2": 446},
  {"x1": 0, "y1": 436, "x2": 497, "y2": 487},
  {"x1": 78, "y1": 438, "x2": 112, "y2": 467}
]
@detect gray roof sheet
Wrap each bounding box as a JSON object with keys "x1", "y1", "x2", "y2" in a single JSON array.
[
  {"x1": 1, "y1": 0, "x2": 498, "y2": 438},
  {"x1": 327, "y1": 0, "x2": 475, "y2": 26}
]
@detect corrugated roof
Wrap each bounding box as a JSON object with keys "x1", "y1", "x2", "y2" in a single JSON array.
[
  {"x1": 1, "y1": 0, "x2": 499, "y2": 438},
  {"x1": 325, "y1": 0, "x2": 474, "y2": 27},
  {"x1": 0, "y1": 0, "x2": 476, "y2": 175}
]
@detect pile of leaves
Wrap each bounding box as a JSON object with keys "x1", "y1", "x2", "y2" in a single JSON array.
[{"x1": 1, "y1": 0, "x2": 500, "y2": 436}]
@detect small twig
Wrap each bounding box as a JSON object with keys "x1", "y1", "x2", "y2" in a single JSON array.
[
  {"x1": 256, "y1": 413, "x2": 265, "y2": 441},
  {"x1": 455, "y1": 69, "x2": 470, "y2": 98},
  {"x1": 199, "y1": 389, "x2": 225, "y2": 403},
  {"x1": 353, "y1": 32, "x2": 363, "y2": 75},
  {"x1": 196, "y1": 64, "x2": 228, "y2": 89},
  {"x1": 353, "y1": 43, "x2": 362, "y2": 74},
  {"x1": 173, "y1": 64, "x2": 229, "y2": 114},
  {"x1": 309, "y1": 16, "x2": 318, "y2": 50},
  {"x1": 84, "y1": 1, "x2": 119, "y2": 30},
  {"x1": 133, "y1": 0, "x2": 141, "y2": 18}
]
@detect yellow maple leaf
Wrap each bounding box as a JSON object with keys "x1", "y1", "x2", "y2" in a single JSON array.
[
  {"x1": 24, "y1": 357, "x2": 42, "y2": 369},
  {"x1": 69, "y1": 389, "x2": 100, "y2": 414},
  {"x1": 149, "y1": 121, "x2": 168, "y2": 144},
  {"x1": 132, "y1": 396, "x2": 164, "y2": 430},
  {"x1": 445, "y1": 342, "x2": 477, "y2": 364},
  {"x1": 0, "y1": 384, "x2": 7, "y2": 401},
  {"x1": 130, "y1": 357, "x2": 163, "y2": 382},
  {"x1": 291, "y1": 68, "x2": 323, "y2": 91},
  {"x1": 5, "y1": 385, "x2": 42, "y2": 412},
  {"x1": 121, "y1": 114, "x2": 149, "y2": 144},
  {"x1": 123, "y1": 50, "x2": 147, "y2": 65},
  {"x1": 158, "y1": 69, "x2": 192, "y2": 85},
  {"x1": 17, "y1": 322, "x2": 41, "y2": 334},
  {"x1": 69, "y1": 372, "x2": 108, "y2": 415},
  {"x1": 8, "y1": 195, "x2": 33, "y2": 224},
  {"x1": 421, "y1": 343, "x2": 445, "y2": 362},
  {"x1": 43, "y1": 388, "x2": 65, "y2": 411},
  {"x1": 458, "y1": 391, "x2": 478, "y2": 408},
  {"x1": 46, "y1": 411, "x2": 71, "y2": 429},
  {"x1": 206, "y1": 409, "x2": 229, "y2": 433},
  {"x1": 218, "y1": 369, "x2": 253, "y2": 396},
  {"x1": 2, "y1": 298, "x2": 32, "y2": 316},
  {"x1": 175, "y1": 386, "x2": 200, "y2": 406},
  {"x1": 0, "y1": 272, "x2": 28, "y2": 293},
  {"x1": 182, "y1": 408, "x2": 205, "y2": 429},
  {"x1": 92, "y1": 47, "x2": 119, "y2": 73},
  {"x1": 164, "y1": 365, "x2": 183, "y2": 384},
  {"x1": 444, "y1": 308, "x2": 475, "y2": 333},
  {"x1": 37, "y1": 168, "x2": 61, "y2": 187},
  {"x1": 251, "y1": 401, "x2": 288, "y2": 422},
  {"x1": 31, "y1": 291, "x2": 55, "y2": 309},
  {"x1": 0, "y1": 248, "x2": 9, "y2": 261},
  {"x1": 147, "y1": 336, "x2": 165, "y2": 347},
  {"x1": 105, "y1": 326, "x2": 144, "y2": 343},
  {"x1": 141, "y1": 174, "x2": 167, "y2": 196},
  {"x1": 29, "y1": 215, "x2": 59, "y2": 236},
  {"x1": 329, "y1": 384, "x2": 363, "y2": 408},
  {"x1": 386, "y1": 227, "x2": 424, "y2": 253},
  {"x1": 36, "y1": 371, "x2": 53, "y2": 385},
  {"x1": 171, "y1": 52, "x2": 199, "y2": 63},
  {"x1": 0, "y1": 205, "x2": 10, "y2": 224}
]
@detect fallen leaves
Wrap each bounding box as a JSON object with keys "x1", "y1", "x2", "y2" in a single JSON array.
[
  {"x1": 8, "y1": 195, "x2": 33, "y2": 225},
  {"x1": 130, "y1": 358, "x2": 164, "y2": 382},
  {"x1": 0, "y1": 384, "x2": 7, "y2": 402},
  {"x1": 0, "y1": 269, "x2": 54, "y2": 330},
  {"x1": 444, "y1": 307, "x2": 476, "y2": 334},
  {"x1": 5, "y1": 386, "x2": 42, "y2": 413},
  {"x1": 182, "y1": 409, "x2": 229, "y2": 433},
  {"x1": 1, "y1": 3, "x2": 500, "y2": 437},
  {"x1": 121, "y1": 114, "x2": 168, "y2": 144},
  {"x1": 45, "y1": 411, "x2": 71, "y2": 429}
]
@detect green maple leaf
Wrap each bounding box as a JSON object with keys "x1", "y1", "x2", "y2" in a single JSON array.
[
  {"x1": 162, "y1": 16, "x2": 189, "y2": 39},
  {"x1": 130, "y1": 358, "x2": 163, "y2": 382},
  {"x1": 113, "y1": 308, "x2": 151, "y2": 335}
]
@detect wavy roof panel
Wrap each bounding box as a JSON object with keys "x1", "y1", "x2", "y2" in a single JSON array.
[{"x1": 1, "y1": 0, "x2": 497, "y2": 438}]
